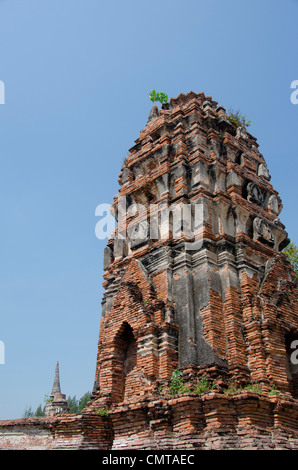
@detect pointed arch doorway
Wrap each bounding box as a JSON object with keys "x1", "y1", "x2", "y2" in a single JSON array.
[{"x1": 112, "y1": 322, "x2": 138, "y2": 403}]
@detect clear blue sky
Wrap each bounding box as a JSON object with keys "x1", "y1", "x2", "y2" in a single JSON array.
[{"x1": 0, "y1": 0, "x2": 297, "y2": 420}]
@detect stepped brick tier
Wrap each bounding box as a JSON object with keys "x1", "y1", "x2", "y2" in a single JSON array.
[{"x1": 0, "y1": 91, "x2": 297, "y2": 450}]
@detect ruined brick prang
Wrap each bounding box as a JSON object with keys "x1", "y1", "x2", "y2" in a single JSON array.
[
  {"x1": 1, "y1": 91, "x2": 297, "y2": 450},
  {"x1": 90, "y1": 91, "x2": 297, "y2": 408}
]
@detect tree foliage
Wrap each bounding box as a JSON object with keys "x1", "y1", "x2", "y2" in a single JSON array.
[
  {"x1": 149, "y1": 90, "x2": 168, "y2": 106},
  {"x1": 283, "y1": 242, "x2": 298, "y2": 277},
  {"x1": 23, "y1": 391, "x2": 91, "y2": 417},
  {"x1": 66, "y1": 392, "x2": 91, "y2": 414},
  {"x1": 23, "y1": 406, "x2": 35, "y2": 417},
  {"x1": 227, "y1": 108, "x2": 252, "y2": 128}
]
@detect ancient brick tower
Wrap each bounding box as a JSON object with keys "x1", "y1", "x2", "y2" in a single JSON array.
[
  {"x1": 1, "y1": 92, "x2": 298, "y2": 450},
  {"x1": 91, "y1": 91, "x2": 298, "y2": 409}
]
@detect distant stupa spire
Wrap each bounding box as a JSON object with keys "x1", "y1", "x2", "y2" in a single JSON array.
[
  {"x1": 50, "y1": 361, "x2": 61, "y2": 397},
  {"x1": 45, "y1": 361, "x2": 69, "y2": 416}
]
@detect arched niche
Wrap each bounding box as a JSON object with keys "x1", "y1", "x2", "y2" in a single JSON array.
[{"x1": 112, "y1": 322, "x2": 137, "y2": 403}]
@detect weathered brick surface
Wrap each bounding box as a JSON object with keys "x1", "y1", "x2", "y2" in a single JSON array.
[
  {"x1": 0, "y1": 414, "x2": 113, "y2": 450},
  {"x1": 110, "y1": 393, "x2": 298, "y2": 450},
  {"x1": 0, "y1": 418, "x2": 55, "y2": 450},
  {"x1": 2, "y1": 394, "x2": 298, "y2": 450}
]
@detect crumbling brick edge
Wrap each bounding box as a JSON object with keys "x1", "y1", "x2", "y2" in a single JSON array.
[{"x1": 1, "y1": 392, "x2": 298, "y2": 450}]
